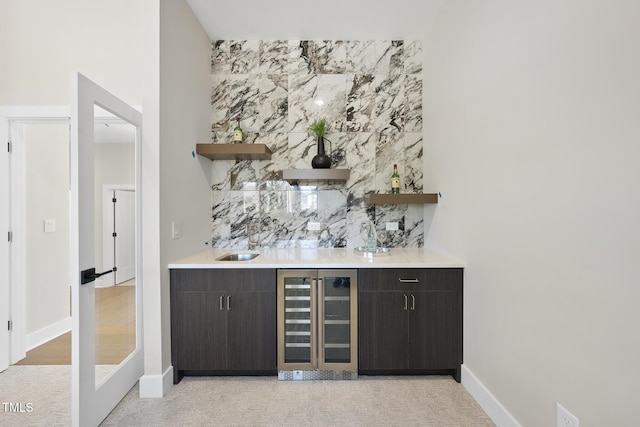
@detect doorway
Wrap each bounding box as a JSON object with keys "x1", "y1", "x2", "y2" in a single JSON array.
[
  {"x1": 4, "y1": 117, "x2": 71, "y2": 365},
  {"x1": 3, "y1": 114, "x2": 138, "y2": 364},
  {"x1": 102, "y1": 187, "x2": 136, "y2": 287}
]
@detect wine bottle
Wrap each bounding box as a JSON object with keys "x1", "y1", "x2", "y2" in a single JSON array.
[
  {"x1": 233, "y1": 116, "x2": 243, "y2": 143},
  {"x1": 391, "y1": 164, "x2": 400, "y2": 194}
]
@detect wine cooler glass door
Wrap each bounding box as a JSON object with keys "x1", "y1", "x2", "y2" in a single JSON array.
[
  {"x1": 318, "y1": 270, "x2": 358, "y2": 371},
  {"x1": 278, "y1": 270, "x2": 316, "y2": 370}
]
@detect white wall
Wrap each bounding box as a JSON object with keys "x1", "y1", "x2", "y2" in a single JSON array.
[
  {"x1": 0, "y1": 0, "x2": 151, "y2": 106},
  {"x1": 137, "y1": 0, "x2": 211, "y2": 397},
  {"x1": 25, "y1": 123, "x2": 70, "y2": 335},
  {"x1": 424, "y1": 1, "x2": 640, "y2": 426}
]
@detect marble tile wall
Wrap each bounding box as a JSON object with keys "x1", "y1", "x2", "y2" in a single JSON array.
[{"x1": 210, "y1": 40, "x2": 424, "y2": 249}]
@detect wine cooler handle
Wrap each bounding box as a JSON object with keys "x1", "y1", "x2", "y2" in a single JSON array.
[
  {"x1": 411, "y1": 294, "x2": 415, "y2": 310},
  {"x1": 219, "y1": 295, "x2": 224, "y2": 311},
  {"x1": 227, "y1": 294, "x2": 231, "y2": 311},
  {"x1": 403, "y1": 294, "x2": 408, "y2": 311},
  {"x1": 398, "y1": 278, "x2": 419, "y2": 283},
  {"x1": 318, "y1": 278, "x2": 324, "y2": 367},
  {"x1": 317, "y1": 278, "x2": 324, "y2": 339}
]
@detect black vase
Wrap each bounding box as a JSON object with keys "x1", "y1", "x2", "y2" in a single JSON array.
[{"x1": 311, "y1": 136, "x2": 331, "y2": 169}]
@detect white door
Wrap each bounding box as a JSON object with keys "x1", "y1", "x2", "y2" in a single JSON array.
[
  {"x1": 114, "y1": 189, "x2": 136, "y2": 284},
  {"x1": 71, "y1": 72, "x2": 143, "y2": 427},
  {"x1": 102, "y1": 187, "x2": 135, "y2": 286}
]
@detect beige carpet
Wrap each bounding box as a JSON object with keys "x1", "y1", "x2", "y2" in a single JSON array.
[
  {"x1": 0, "y1": 366, "x2": 70, "y2": 426},
  {"x1": 0, "y1": 366, "x2": 495, "y2": 426}
]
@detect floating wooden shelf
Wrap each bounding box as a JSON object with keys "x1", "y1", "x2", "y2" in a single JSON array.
[
  {"x1": 282, "y1": 169, "x2": 350, "y2": 183},
  {"x1": 364, "y1": 193, "x2": 439, "y2": 205},
  {"x1": 196, "y1": 143, "x2": 272, "y2": 160}
]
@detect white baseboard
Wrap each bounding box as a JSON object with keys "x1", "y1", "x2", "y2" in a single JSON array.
[
  {"x1": 94, "y1": 277, "x2": 113, "y2": 288},
  {"x1": 139, "y1": 366, "x2": 173, "y2": 398},
  {"x1": 26, "y1": 316, "x2": 71, "y2": 351},
  {"x1": 461, "y1": 364, "x2": 522, "y2": 427}
]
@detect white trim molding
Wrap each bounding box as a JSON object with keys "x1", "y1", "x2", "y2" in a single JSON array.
[
  {"x1": 26, "y1": 316, "x2": 72, "y2": 351},
  {"x1": 462, "y1": 364, "x2": 522, "y2": 427},
  {"x1": 138, "y1": 366, "x2": 173, "y2": 398},
  {"x1": 8, "y1": 119, "x2": 28, "y2": 364}
]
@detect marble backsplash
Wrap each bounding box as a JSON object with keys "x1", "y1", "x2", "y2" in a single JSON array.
[{"x1": 210, "y1": 40, "x2": 425, "y2": 249}]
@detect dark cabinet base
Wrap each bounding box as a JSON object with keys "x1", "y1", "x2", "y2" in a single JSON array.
[
  {"x1": 170, "y1": 267, "x2": 462, "y2": 384},
  {"x1": 170, "y1": 269, "x2": 277, "y2": 384},
  {"x1": 358, "y1": 368, "x2": 461, "y2": 383},
  {"x1": 358, "y1": 268, "x2": 463, "y2": 383},
  {"x1": 174, "y1": 369, "x2": 276, "y2": 384}
]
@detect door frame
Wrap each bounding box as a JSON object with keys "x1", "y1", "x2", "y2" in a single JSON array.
[
  {"x1": 101, "y1": 185, "x2": 135, "y2": 287},
  {"x1": 0, "y1": 113, "x2": 9, "y2": 372},
  {"x1": 0, "y1": 106, "x2": 71, "y2": 368}
]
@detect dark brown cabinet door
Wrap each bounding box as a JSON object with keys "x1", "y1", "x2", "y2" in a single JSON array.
[
  {"x1": 408, "y1": 290, "x2": 461, "y2": 370},
  {"x1": 358, "y1": 290, "x2": 408, "y2": 370},
  {"x1": 174, "y1": 288, "x2": 227, "y2": 370},
  {"x1": 227, "y1": 287, "x2": 276, "y2": 371}
]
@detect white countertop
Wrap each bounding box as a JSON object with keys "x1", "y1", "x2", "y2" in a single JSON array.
[{"x1": 168, "y1": 248, "x2": 464, "y2": 269}]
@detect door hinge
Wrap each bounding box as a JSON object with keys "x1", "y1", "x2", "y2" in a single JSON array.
[
  {"x1": 112, "y1": 197, "x2": 117, "y2": 203},
  {"x1": 7, "y1": 141, "x2": 11, "y2": 153},
  {"x1": 7, "y1": 231, "x2": 11, "y2": 242},
  {"x1": 8, "y1": 320, "x2": 11, "y2": 331}
]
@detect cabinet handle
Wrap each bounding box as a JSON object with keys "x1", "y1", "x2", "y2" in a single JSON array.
[
  {"x1": 219, "y1": 295, "x2": 224, "y2": 311},
  {"x1": 227, "y1": 294, "x2": 231, "y2": 311},
  {"x1": 399, "y1": 278, "x2": 419, "y2": 283},
  {"x1": 403, "y1": 294, "x2": 408, "y2": 311},
  {"x1": 411, "y1": 294, "x2": 415, "y2": 310}
]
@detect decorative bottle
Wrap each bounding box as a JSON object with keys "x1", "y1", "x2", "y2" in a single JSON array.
[
  {"x1": 391, "y1": 164, "x2": 400, "y2": 194},
  {"x1": 366, "y1": 221, "x2": 378, "y2": 253},
  {"x1": 233, "y1": 116, "x2": 243, "y2": 143}
]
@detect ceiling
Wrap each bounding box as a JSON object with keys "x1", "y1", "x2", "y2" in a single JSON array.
[{"x1": 186, "y1": 0, "x2": 445, "y2": 41}]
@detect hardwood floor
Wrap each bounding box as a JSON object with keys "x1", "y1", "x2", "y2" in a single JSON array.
[
  {"x1": 15, "y1": 331, "x2": 72, "y2": 365},
  {"x1": 16, "y1": 284, "x2": 136, "y2": 365}
]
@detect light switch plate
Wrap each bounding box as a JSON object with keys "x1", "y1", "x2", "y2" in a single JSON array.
[
  {"x1": 307, "y1": 221, "x2": 321, "y2": 231},
  {"x1": 44, "y1": 218, "x2": 56, "y2": 233},
  {"x1": 172, "y1": 221, "x2": 182, "y2": 240},
  {"x1": 386, "y1": 222, "x2": 399, "y2": 231}
]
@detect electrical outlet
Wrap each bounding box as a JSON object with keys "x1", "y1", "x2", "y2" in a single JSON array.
[
  {"x1": 557, "y1": 403, "x2": 579, "y2": 427},
  {"x1": 386, "y1": 222, "x2": 399, "y2": 231},
  {"x1": 307, "y1": 221, "x2": 321, "y2": 231}
]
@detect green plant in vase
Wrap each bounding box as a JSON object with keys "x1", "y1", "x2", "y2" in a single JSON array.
[
  {"x1": 308, "y1": 118, "x2": 327, "y2": 138},
  {"x1": 308, "y1": 118, "x2": 331, "y2": 168}
]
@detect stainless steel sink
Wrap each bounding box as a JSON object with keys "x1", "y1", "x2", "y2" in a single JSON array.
[{"x1": 216, "y1": 253, "x2": 260, "y2": 261}]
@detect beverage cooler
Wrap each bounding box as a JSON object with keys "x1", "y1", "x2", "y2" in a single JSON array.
[{"x1": 277, "y1": 269, "x2": 358, "y2": 380}]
